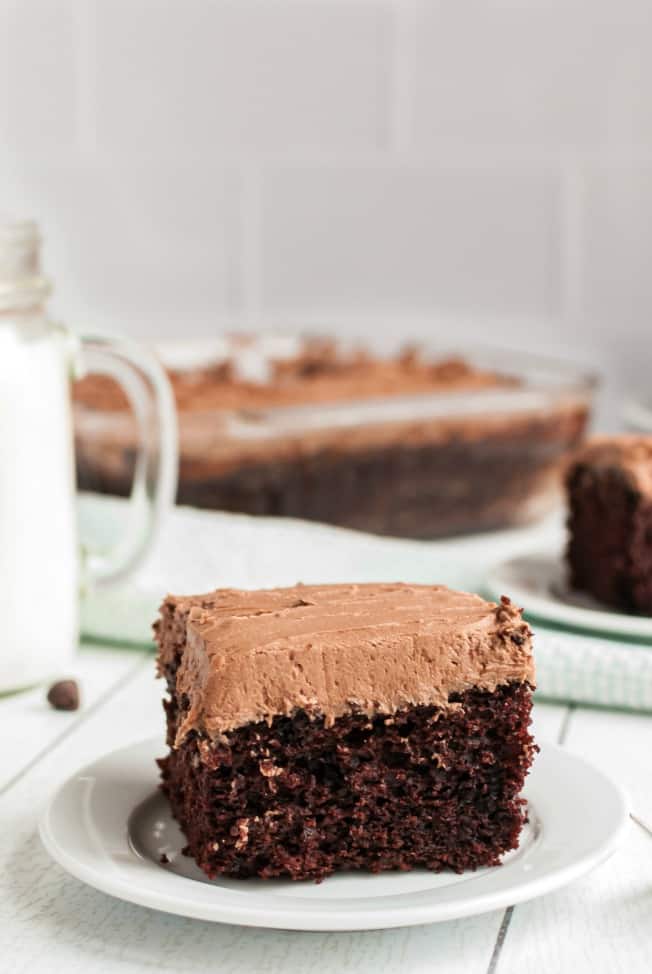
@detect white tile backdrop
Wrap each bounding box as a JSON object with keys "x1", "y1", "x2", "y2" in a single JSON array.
[{"x1": 2, "y1": 0, "x2": 652, "y2": 425}]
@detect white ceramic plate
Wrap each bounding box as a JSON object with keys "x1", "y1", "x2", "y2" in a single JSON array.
[
  {"x1": 39, "y1": 738, "x2": 628, "y2": 931},
  {"x1": 487, "y1": 553, "x2": 652, "y2": 640}
]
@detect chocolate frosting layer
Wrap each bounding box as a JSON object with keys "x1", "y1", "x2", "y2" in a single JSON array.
[
  {"x1": 75, "y1": 340, "x2": 505, "y2": 413},
  {"x1": 156, "y1": 583, "x2": 534, "y2": 742},
  {"x1": 570, "y1": 435, "x2": 652, "y2": 498}
]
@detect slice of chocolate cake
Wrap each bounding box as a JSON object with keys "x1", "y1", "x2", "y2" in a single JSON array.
[
  {"x1": 155, "y1": 583, "x2": 536, "y2": 882},
  {"x1": 566, "y1": 436, "x2": 652, "y2": 614}
]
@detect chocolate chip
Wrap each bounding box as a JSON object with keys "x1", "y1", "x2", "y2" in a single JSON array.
[{"x1": 47, "y1": 679, "x2": 80, "y2": 711}]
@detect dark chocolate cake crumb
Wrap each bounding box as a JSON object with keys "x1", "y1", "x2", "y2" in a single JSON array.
[
  {"x1": 566, "y1": 442, "x2": 652, "y2": 614},
  {"x1": 47, "y1": 679, "x2": 80, "y2": 712},
  {"x1": 159, "y1": 682, "x2": 535, "y2": 883}
]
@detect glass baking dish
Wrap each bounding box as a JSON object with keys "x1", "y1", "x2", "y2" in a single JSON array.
[{"x1": 74, "y1": 335, "x2": 597, "y2": 539}]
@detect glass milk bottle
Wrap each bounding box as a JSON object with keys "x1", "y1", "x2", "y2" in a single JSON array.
[{"x1": 0, "y1": 218, "x2": 177, "y2": 692}]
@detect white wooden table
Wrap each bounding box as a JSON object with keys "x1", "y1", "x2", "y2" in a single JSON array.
[{"x1": 2, "y1": 644, "x2": 650, "y2": 974}]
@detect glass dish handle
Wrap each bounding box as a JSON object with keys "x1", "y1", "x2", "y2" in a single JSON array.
[{"x1": 78, "y1": 335, "x2": 178, "y2": 589}]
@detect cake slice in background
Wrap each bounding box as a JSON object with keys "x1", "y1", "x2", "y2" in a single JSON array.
[
  {"x1": 155, "y1": 582, "x2": 536, "y2": 882},
  {"x1": 566, "y1": 436, "x2": 652, "y2": 615}
]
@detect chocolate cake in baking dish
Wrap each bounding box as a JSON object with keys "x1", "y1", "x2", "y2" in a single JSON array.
[
  {"x1": 155, "y1": 582, "x2": 536, "y2": 882},
  {"x1": 566, "y1": 436, "x2": 652, "y2": 615},
  {"x1": 75, "y1": 336, "x2": 592, "y2": 538}
]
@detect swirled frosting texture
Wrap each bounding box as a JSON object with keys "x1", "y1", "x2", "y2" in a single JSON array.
[{"x1": 156, "y1": 583, "x2": 534, "y2": 742}]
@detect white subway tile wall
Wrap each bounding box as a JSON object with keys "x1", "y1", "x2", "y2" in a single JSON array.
[
  {"x1": 3, "y1": 0, "x2": 652, "y2": 422},
  {"x1": 1, "y1": 1, "x2": 77, "y2": 150},
  {"x1": 411, "y1": 2, "x2": 652, "y2": 151},
  {"x1": 261, "y1": 164, "x2": 560, "y2": 315},
  {"x1": 93, "y1": 0, "x2": 392, "y2": 154}
]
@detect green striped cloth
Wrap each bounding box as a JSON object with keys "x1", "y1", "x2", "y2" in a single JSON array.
[{"x1": 532, "y1": 626, "x2": 652, "y2": 711}]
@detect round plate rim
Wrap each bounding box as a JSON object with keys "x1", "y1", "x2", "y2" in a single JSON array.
[
  {"x1": 486, "y1": 552, "x2": 652, "y2": 640},
  {"x1": 38, "y1": 737, "x2": 629, "y2": 931}
]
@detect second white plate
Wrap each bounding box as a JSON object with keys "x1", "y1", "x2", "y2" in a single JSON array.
[
  {"x1": 39, "y1": 737, "x2": 628, "y2": 931},
  {"x1": 487, "y1": 553, "x2": 652, "y2": 640}
]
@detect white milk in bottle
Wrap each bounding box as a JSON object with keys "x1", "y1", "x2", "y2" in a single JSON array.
[
  {"x1": 0, "y1": 218, "x2": 177, "y2": 691},
  {"x1": 0, "y1": 226, "x2": 78, "y2": 689}
]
